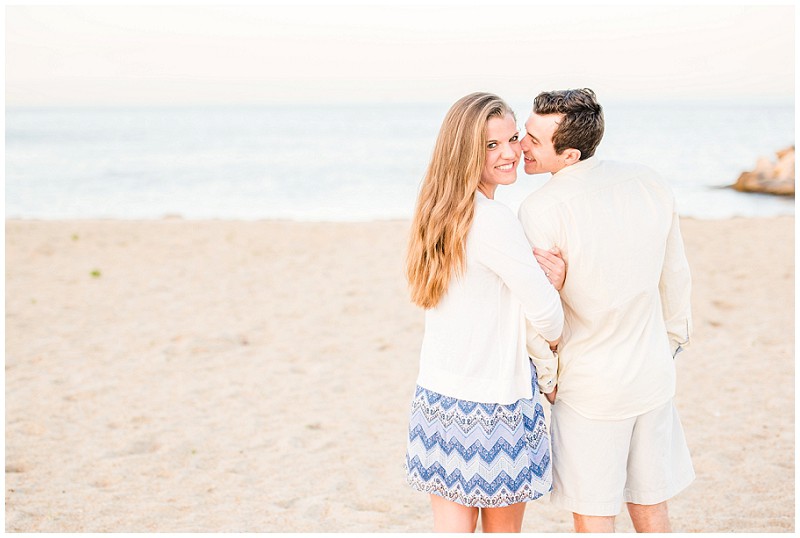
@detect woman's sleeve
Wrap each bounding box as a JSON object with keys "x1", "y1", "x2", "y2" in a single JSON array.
[
  {"x1": 516, "y1": 198, "x2": 561, "y2": 392},
  {"x1": 474, "y1": 206, "x2": 564, "y2": 341}
]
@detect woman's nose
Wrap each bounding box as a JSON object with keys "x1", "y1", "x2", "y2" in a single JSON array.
[{"x1": 503, "y1": 142, "x2": 520, "y2": 159}]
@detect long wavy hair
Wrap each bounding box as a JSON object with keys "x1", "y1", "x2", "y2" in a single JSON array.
[{"x1": 406, "y1": 92, "x2": 514, "y2": 309}]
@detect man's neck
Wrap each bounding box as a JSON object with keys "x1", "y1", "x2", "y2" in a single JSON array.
[{"x1": 552, "y1": 155, "x2": 599, "y2": 177}]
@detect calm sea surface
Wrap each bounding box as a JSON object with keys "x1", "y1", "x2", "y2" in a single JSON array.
[{"x1": 5, "y1": 102, "x2": 795, "y2": 220}]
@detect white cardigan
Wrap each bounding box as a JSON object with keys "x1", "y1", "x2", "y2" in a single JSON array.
[{"x1": 415, "y1": 191, "x2": 564, "y2": 404}]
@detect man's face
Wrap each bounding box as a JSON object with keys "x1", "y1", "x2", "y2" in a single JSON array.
[{"x1": 521, "y1": 113, "x2": 566, "y2": 175}]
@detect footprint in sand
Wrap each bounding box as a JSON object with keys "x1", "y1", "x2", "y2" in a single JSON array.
[
  {"x1": 123, "y1": 440, "x2": 161, "y2": 456},
  {"x1": 105, "y1": 439, "x2": 161, "y2": 459},
  {"x1": 91, "y1": 476, "x2": 123, "y2": 489},
  {"x1": 5, "y1": 462, "x2": 29, "y2": 473},
  {"x1": 274, "y1": 498, "x2": 298, "y2": 509},
  {"x1": 711, "y1": 299, "x2": 735, "y2": 310}
]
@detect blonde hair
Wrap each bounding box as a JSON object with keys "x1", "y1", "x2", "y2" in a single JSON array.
[{"x1": 406, "y1": 92, "x2": 514, "y2": 309}]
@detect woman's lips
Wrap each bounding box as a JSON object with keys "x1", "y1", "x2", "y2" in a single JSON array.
[{"x1": 496, "y1": 161, "x2": 516, "y2": 171}]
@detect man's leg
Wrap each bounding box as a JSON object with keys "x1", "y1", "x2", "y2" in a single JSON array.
[
  {"x1": 550, "y1": 402, "x2": 634, "y2": 528},
  {"x1": 627, "y1": 501, "x2": 671, "y2": 533},
  {"x1": 572, "y1": 513, "x2": 615, "y2": 533},
  {"x1": 624, "y1": 400, "x2": 693, "y2": 533}
]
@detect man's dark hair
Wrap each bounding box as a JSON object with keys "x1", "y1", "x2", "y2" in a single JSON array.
[{"x1": 533, "y1": 88, "x2": 604, "y2": 160}]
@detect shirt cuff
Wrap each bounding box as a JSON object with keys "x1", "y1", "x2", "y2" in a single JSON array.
[{"x1": 672, "y1": 338, "x2": 689, "y2": 358}]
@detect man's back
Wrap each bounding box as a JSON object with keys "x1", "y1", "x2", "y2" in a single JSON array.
[{"x1": 519, "y1": 156, "x2": 692, "y2": 420}]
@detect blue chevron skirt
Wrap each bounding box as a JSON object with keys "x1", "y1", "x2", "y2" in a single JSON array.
[{"x1": 404, "y1": 362, "x2": 552, "y2": 507}]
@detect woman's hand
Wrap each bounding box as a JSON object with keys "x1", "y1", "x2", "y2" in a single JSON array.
[{"x1": 534, "y1": 246, "x2": 566, "y2": 291}]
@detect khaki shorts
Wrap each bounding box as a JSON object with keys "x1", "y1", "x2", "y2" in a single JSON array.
[{"x1": 550, "y1": 398, "x2": 695, "y2": 516}]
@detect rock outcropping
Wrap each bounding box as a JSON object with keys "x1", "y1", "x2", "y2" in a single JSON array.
[{"x1": 731, "y1": 146, "x2": 794, "y2": 196}]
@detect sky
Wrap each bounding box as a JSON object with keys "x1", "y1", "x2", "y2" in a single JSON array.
[{"x1": 4, "y1": 3, "x2": 796, "y2": 106}]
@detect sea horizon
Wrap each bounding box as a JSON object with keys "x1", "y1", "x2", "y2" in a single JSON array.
[{"x1": 5, "y1": 101, "x2": 795, "y2": 222}]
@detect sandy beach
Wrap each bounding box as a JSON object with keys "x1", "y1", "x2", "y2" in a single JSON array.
[{"x1": 4, "y1": 216, "x2": 794, "y2": 532}]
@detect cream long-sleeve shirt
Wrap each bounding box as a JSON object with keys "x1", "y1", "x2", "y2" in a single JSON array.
[
  {"x1": 415, "y1": 191, "x2": 564, "y2": 405},
  {"x1": 518, "y1": 157, "x2": 692, "y2": 420}
]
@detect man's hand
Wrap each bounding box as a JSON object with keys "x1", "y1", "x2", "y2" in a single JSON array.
[
  {"x1": 534, "y1": 247, "x2": 566, "y2": 291},
  {"x1": 544, "y1": 385, "x2": 558, "y2": 405}
]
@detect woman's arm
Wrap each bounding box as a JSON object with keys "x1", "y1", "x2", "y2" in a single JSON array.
[{"x1": 476, "y1": 215, "x2": 564, "y2": 340}]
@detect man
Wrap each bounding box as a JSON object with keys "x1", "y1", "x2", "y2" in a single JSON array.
[{"x1": 518, "y1": 88, "x2": 694, "y2": 533}]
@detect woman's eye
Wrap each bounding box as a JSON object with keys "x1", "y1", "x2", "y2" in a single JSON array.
[
  {"x1": 487, "y1": 142, "x2": 497, "y2": 149},
  {"x1": 510, "y1": 135, "x2": 519, "y2": 142}
]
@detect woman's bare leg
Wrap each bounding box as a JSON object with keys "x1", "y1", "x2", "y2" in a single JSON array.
[
  {"x1": 430, "y1": 494, "x2": 479, "y2": 532},
  {"x1": 481, "y1": 502, "x2": 527, "y2": 533}
]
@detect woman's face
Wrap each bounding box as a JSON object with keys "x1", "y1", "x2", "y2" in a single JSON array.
[{"x1": 479, "y1": 114, "x2": 521, "y2": 197}]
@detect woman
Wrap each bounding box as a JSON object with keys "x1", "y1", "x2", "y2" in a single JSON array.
[{"x1": 404, "y1": 92, "x2": 564, "y2": 532}]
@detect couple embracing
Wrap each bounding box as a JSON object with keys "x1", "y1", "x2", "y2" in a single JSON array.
[{"x1": 404, "y1": 89, "x2": 694, "y2": 533}]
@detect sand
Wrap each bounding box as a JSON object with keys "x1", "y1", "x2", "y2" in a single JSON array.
[{"x1": 4, "y1": 216, "x2": 794, "y2": 532}]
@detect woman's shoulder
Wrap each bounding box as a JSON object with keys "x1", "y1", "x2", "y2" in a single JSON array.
[
  {"x1": 475, "y1": 191, "x2": 520, "y2": 215},
  {"x1": 475, "y1": 194, "x2": 518, "y2": 222},
  {"x1": 472, "y1": 195, "x2": 525, "y2": 237}
]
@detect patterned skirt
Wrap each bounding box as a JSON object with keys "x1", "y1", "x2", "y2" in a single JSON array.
[{"x1": 404, "y1": 361, "x2": 552, "y2": 508}]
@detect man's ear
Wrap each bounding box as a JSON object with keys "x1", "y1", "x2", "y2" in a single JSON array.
[{"x1": 562, "y1": 148, "x2": 582, "y2": 166}]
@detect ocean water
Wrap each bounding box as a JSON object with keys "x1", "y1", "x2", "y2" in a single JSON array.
[{"x1": 5, "y1": 102, "x2": 794, "y2": 221}]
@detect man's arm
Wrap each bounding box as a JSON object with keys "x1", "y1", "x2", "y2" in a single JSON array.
[
  {"x1": 526, "y1": 324, "x2": 558, "y2": 396},
  {"x1": 659, "y1": 208, "x2": 692, "y2": 357}
]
